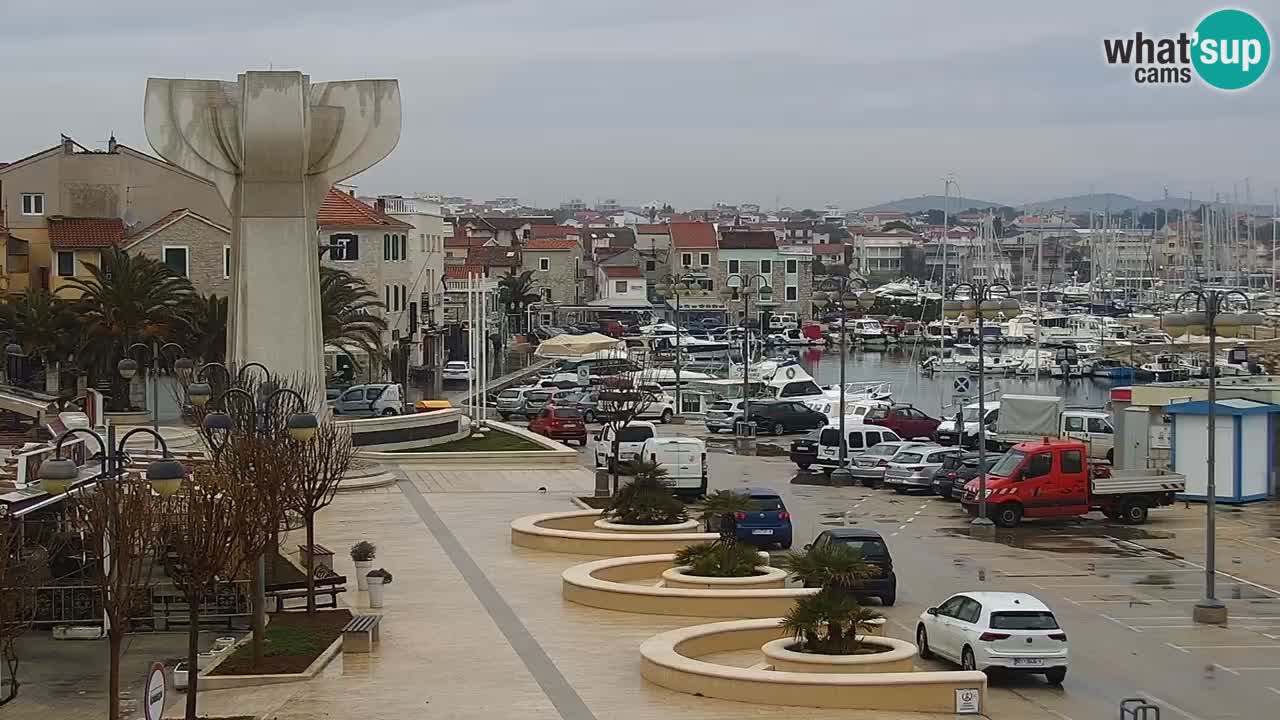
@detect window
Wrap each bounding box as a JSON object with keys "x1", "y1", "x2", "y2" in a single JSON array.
[
  {"x1": 1065, "y1": 416, "x2": 1084, "y2": 432},
  {"x1": 1025, "y1": 452, "x2": 1053, "y2": 479},
  {"x1": 699, "y1": 252, "x2": 710, "y2": 267},
  {"x1": 1088, "y1": 417, "x2": 1112, "y2": 434},
  {"x1": 223, "y1": 246, "x2": 231, "y2": 279},
  {"x1": 420, "y1": 233, "x2": 426, "y2": 252},
  {"x1": 329, "y1": 234, "x2": 358, "y2": 261},
  {"x1": 748, "y1": 495, "x2": 785, "y2": 511},
  {"x1": 56, "y1": 251, "x2": 75, "y2": 277},
  {"x1": 1061, "y1": 449, "x2": 1084, "y2": 474},
  {"x1": 990, "y1": 611, "x2": 1060, "y2": 630},
  {"x1": 400, "y1": 235, "x2": 407, "y2": 260},
  {"x1": 384, "y1": 234, "x2": 390, "y2": 260},
  {"x1": 614, "y1": 280, "x2": 627, "y2": 293},
  {"x1": 385, "y1": 285, "x2": 390, "y2": 308},
  {"x1": 681, "y1": 252, "x2": 692, "y2": 267},
  {"x1": 162, "y1": 247, "x2": 189, "y2": 277},
  {"x1": 539, "y1": 257, "x2": 550, "y2": 271},
  {"x1": 785, "y1": 285, "x2": 798, "y2": 301},
  {"x1": 847, "y1": 432, "x2": 864, "y2": 449},
  {"x1": 938, "y1": 595, "x2": 966, "y2": 618},
  {"x1": 956, "y1": 598, "x2": 983, "y2": 624},
  {"x1": 21, "y1": 193, "x2": 44, "y2": 216},
  {"x1": 760, "y1": 259, "x2": 772, "y2": 274},
  {"x1": 728, "y1": 259, "x2": 740, "y2": 274},
  {"x1": 645, "y1": 259, "x2": 656, "y2": 272},
  {"x1": 541, "y1": 287, "x2": 552, "y2": 302},
  {"x1": 865, "y1": 431, "x2": 882, "y2": 445}
]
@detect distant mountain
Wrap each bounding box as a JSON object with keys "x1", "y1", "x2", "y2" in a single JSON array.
[
  {"x1": 1025, "y1": 193, "x2": 1274, "y2": 215},
  {"x1": 861, "y1": 195, "x2": 1011, "y2": 213}
]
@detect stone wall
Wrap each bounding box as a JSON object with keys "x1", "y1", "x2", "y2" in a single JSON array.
[{"x1": 130, "y1": 215, "x2": 231, "y2": 298}]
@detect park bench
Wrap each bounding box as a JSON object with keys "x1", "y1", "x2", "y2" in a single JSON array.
[
  {"x1": 264, "y1": 573, "x2": 347, "y2": 612},
  {"x1": 296, "y1": 543, "x2": 335, "y2": 572},
  {"x1": 342, "y1": 613, "x2": 382, "y2": 653}
]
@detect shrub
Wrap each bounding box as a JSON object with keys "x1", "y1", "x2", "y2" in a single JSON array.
[
  {"x1": 605, "y1": 462, "x2": 687, "y2": 525},
  {"x1": 674, "y1": 542, "x2": 762, "y2": 578},
  {"x1": 693, "y1": 490, "x2": 759, "y2": 539},
  {"x1": 350, "y1": 541, "x2": 376, "y2": 562},
  {"x1": 781, "y1": 588, "x2": 882, "y2": 655},
  {"x1": 780, "y1": 542, "x2": 873, "y2": 589},
  {"x1": 366, "y1": 568, "x2": 393, "y2": 585}
]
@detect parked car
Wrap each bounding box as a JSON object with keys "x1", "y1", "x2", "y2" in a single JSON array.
[
  {"x1": 633, "y1": 392, "x2": 677, "y2": 424},
  {"x1": 730, "y1": 486, "x2": 792, "y2": 550},
  {"x1": 441, "y1": 361, "x2": 471, "y2": 382},
  {"x1": 496, "y1": 386, "x2": 536, "y2": 420},
  {"x1": 916, "y1": 592, "x2": 1068, "y2": 684},
  {"x1": 789, "y1": 430, "x2": 820, "y2": 471},
  {"x1": 883, "y1": 444, "x2": 964, "y2": 494},
  {"x1": 865, "y1": 403, "x2": 940, "y2": 440},
  {"x1": 848, "y1": 440, "x2": 923, "y2": 487},
  {"x1": 521, "y1": 389, "x2": 556, "y2": 420},
  {"x1": 593, "y1": 421, "x2": 658, "y2": 471},
  {"x1": 933, "y1": 452, "x2": 999, "y2": 500},
  {"x1": 704, "y1": 399, "x2": 746, "y2": 434},
  {"x1": 804, "y1": 528, "x2": 896, "y2": 606},
  {"x1": 598, "y1": 319, "x2": 626, "y2": 337},
  {"x1": 639, "y1": 436, "x2": 707, "y2": 499},
  {"x1": 332, "y1": 383, "x2": 404, "y2": 417},
  {"x1": 528, "y1": 406, "x2": 588, "y2": 446},
  {"x1": 748, "y1": 400, "x2": 827, "y2": 436},
  {"x1": 816, "y1": 422, "x2": 903, "y2": 476}
]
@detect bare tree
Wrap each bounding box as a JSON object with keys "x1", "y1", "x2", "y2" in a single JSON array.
[
  {"x1": 70, "y1": 475, "x2": 168, "y2": 720},
  {"x1": 0, "y1": 519, "x2": 45, "y2": 708},
  {"x1": 289, "y1": 420, "x2": 353, "y2": 613},
  {"x1": 597, "y1": 367, "x2": 663, "y2": 495},
  {"x1": 162, "y1": 466, "x2": 247, "y2": 720}
]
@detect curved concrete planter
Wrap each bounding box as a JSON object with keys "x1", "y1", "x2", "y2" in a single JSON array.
[
  {"x1": 761, "y1": 633, "x2": 913, "y2": 674},
  {"x1": 512, "y1": 510, "x2": 716, "y2": 557},
  {"x1": 362, "y1": 420, "x2": 577, "y2": 466},
  {"x1": 660, "y1": 564, "x2": 788, "y2": 590},
  {"x1": 562, "y1": 554, "x2": 815, "y2": 617},
  {"x1": 639, "y1": 618, "x2": 987, "y2": 713},
  {"x1": 592, "y1": 518, "x2": 701, "y2": 533}
]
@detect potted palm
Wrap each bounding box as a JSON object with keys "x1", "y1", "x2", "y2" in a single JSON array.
[
  {"x1": 351, "y1": 541, "x2": 376, "y2": 590},
  {"x1": 780, "y1": 542, "x2": 873, "y2": 590},
  {"x1": 663, "y1": 541, "x2": 789, "y2": 589},
  {"x1": 366, "y1": 568, "x2": 393, "y2": 608},
  {"x1": 601, "y1": 462, "x2": 689, "y2": 528},
  {"x1": 761, "y1": 587, "x2": 920, "y2": 673},
  {"x1": 693, "y1": 489, "x2": 760, "y2": 540}
]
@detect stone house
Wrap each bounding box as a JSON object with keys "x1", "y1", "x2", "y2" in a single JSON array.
[
  {"x1": 523, "y1": 237, "x2": 584, "y2": 306},
  {"x1": 716, "y1": 229, "x2": 814, "y2": 322},
  {"x1": 123, "y1": 209, "x2": 231, "y2": 297}
]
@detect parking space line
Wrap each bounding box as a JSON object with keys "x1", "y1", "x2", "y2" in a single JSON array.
[
  {"x1": 1228, "y1": 667, "x2": 1280, "y2": 671},
  {"x1": 1167, "y1": 643, "x2": 1280, "y2": 650},
  {"x1": 1144, "y1": 693, "x2": 1208, "y2": 720},
  {"x1": 1213, "y1": 663, "x2": 1241, "y2": 675},
  {"x1": 1268, "y1": 686, "x2": 1280, "y2": 696},
  {"x1": 1035, "y1": 582, "x2": 1201, "y2": 589},
  {"x1": 1099, "y1": 613, "x2": 1141, "y2": 632},
  {"x1": 1165, "y1": 642, "x2": 1190, "y2": 654},
  {"x1": 1104, "y1": 535, "x2": 1280, "y2": 598}
]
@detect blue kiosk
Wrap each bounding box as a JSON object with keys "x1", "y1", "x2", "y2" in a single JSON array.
[{"x1": 1166, "y1": 398, "x2": 1280, "y2": 504}]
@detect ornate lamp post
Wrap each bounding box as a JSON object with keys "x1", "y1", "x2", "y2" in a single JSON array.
[
  {"x1": 39, "y1": 426, "x2": 186, "y2": 497},
  {"x1": 811, "y1": 275, "x2": 874, "y2": 485},
  {"x1": 1164, "y1": 290, "x2": 1263, "y2": 625},
  {"x1": 946, "y1": 281, "x2": 1020, "y2": 529},
  {"x1": 720, "y1": 273, "x2": 771, "y2": 430},
  {"x1": 118, "y1": 342, "x2": 192, "y2": 447},
  {"x1": 655, "y1": 271, "x2": 707, "y2": 417}
]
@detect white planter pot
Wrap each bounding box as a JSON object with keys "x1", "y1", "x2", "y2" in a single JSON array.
[
  {"x1": 173, "y1": 663, "x2": 190, "y2": 690},
  {"x1": 367, "y1": 576, "x2": 386, "y2": 608},
  {"x1": 354, "y1": 560, "x2": 373, "y2": 590}
]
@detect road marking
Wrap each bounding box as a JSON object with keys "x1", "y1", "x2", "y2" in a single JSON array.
[
  {"x1": 1165, "y1": 642, "x2": 1190, "y2": 654},
  {"x1": 897, "y1": 524, "x2": 907, "y2": 530},
  {"x1": 1167, "y1": 643, "x2": 1280, "y2": 650},
  {"x1": 906, "y1": 517, "x2": 915, "y2": 523},
  {"x1": 1036, "y1": 582, "x2": 1201, "y2": 589},
  {"x1": 1130, "y1": 624, "x2": 1280, "y2": 631},
  {"x1": 1144, "y1": 694, "x2": 1209, "y2": 720},
  {"x1": 1267, "y1": 686, "x2": 1280, "y2": 696},
  {"x1": 1104, "y1": 535, "x2": 1280, "y2": 598},
  {"x1": 1212, "y1": 663, "x2": 1241, "y2": 675},
  {"x1": 1228, "y1": 667, "x2": 1280, "y2": 671},
  {"x1": 1099, "y1": 613, "x2": 1141, "y2": 632}
]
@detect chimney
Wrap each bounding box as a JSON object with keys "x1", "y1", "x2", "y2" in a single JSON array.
[
  {"x1": 375, "y1": 198, "x2": 386, "y2": 214},
  {"x1": 61, "y1": 134, "x2": 74, "y2": 154},
  {"x1": 108, "y1": 135, "x2": 118, "y2": 153}
]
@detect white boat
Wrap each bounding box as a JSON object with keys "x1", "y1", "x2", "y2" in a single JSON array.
[
  {"x1": 849, "y1": 318, "x2": 888, "y2": 347},
  {"x1": 821, "y1": 381, "x2": 894, "y2": 403},
  {"x1": 1016, "y1": 349, "x2": 1057, "y2": 376},
  {"x1": 968, "y1": 354, "x2": 1021, "y2": 374},
  {"x1": 1139, "y1": 353, "x2": 1191, "y2": 382},
  {"x1": 766, "y1": 328, "x2": 826, "y2": 346},
  {"x1": 920, "y1": 343, "x2": 980, "y2": 373}
]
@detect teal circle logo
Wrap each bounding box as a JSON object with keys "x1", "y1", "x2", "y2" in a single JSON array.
[{"x1": 1192, "y1": 9, "x2": 1270, "y2": 90}]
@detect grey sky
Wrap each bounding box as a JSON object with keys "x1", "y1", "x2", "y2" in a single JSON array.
[{"x1": 2, "y1": 0, "x2": 1277, "y2": 209}]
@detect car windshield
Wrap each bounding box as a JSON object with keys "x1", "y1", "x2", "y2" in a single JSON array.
[
  {"x1": 837, "y1": 538, "x2": 889, "y2": 560},
  {"x1": 616, "y1": 426, "x2": 654, "y2": 442},
  {"x1": 989, "y1": 449, "x2": 1025, "y2": 477},
  {"x1": 551, "y1": 408, "x2": 581, "y2": 419},
  {"x1": 446, "y1": 362, "x2": 466, "y2": 369},
  {"x1": 893, "y1": 451, "x2": 924, "y2": 464},
  {"x1": 498, "y1": 390, "x2": 521, "y2": 399},
  {"x1": 961, "y1": 406, "x2": 984, "y2": 421},
  {"x1": 866, "y1": 407, "x2": 888, "y2": 420},
  {"x1": 989, "y1": 611, "x2": 1059, "y2": 630},
  {"x1": 748, "y1": 495, "x2": 784, "y2": 511},
  {"x1": 710, "y1": 402, "x2": 733, "y2": 411}
]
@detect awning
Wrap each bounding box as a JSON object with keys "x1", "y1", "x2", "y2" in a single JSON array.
[{"x1": 534, "y1": 333, "x2": 625, "y2": 358}]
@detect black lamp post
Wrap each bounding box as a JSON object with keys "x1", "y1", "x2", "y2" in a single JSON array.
[
  {"x1": 720, "y1": 273, "x2": 771, "y2": 429},
  {"x1": 945, "y1": 281, "x2": 1019, "y2": 529},
  {"x1": 118, "y1": 341, "x2": 192, "y2": 448},
  {"x1": 1164, "y1": 289, "x2": 1263, "y2": 625},
  {"x1": 655, "y1": 271, "x2": 707, "y2": 417},
  {"x1": 812, "y1": 275, "x2": 874, "y2": 485},
  {"x1": 39, "y1": 426, "x2": 186, "y2": 497}
]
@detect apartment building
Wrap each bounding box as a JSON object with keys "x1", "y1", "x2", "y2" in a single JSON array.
[{"x1": 717, "y1": 229, "x2": 813, "y2": 321}]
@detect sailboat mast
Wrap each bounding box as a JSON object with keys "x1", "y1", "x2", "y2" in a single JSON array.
[{"x1": 939, "y1": 177, "x2": 949, "y2": 414}]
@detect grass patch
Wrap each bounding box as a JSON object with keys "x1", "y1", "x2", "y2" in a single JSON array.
[
  {"x1": 210, "y1": 609, "x2": 351, "y2": 675},
  {"x1": 396, "y1": 429, "x2": 547, "y2": 453}
]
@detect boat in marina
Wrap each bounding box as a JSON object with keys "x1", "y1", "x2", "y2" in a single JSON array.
[
  {"x1": 920, "y1": 343, "x2": 980, "y2": 373},
  {"x1": 849, "y1": 318, "x2": 889, "y2": 348},
  {"x1": 1140, "y1": 353, "x2": 1192, "y2": 382}
]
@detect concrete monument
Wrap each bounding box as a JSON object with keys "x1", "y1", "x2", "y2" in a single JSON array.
[{"x1": 144, "y1": 71, "x2": 401, "y2": 386}]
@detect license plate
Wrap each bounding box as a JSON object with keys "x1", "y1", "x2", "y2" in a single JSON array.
[
  {"x1": 751, "y1": 529, "x2": 774, "y2": 535},
  {"x1": 1012, "y1": 658, "x2": 1043, "y2": 667}
]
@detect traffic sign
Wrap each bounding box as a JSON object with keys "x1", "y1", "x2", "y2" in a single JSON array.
[
  {"x1": 953, "y1": 376, "x2": 971, "y2": 394},
  {"x1": 144, "y1": 662, "x2": 166, "y2": 720}
]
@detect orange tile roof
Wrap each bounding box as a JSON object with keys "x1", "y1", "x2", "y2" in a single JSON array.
[
  {"x1": 445, "y1": 235, "x2": 486, "y2": 248},
  {"x1": 813, "y1": 243, "x2": 846, "y2": 255},
  {"x1": 527, "y1": 238, "x2": 579, "y2": 251},
  {"x1": 318, "y1": 188, "x2": 412, "y2": 229},
  {"x1": 602, "y1": 265, "x2": 642, "y2": 278},
  {"x1": 48, "y1": 217, "x2": 124, "y2": 249},
  {"x1": 668, "y1": 221, "x2": 718, "y2": 249},
  {"x1": 530, "y1": 225, "x2": 581, "y2": 239},
  {"x1": 445, "y1": 264, "x2": 487, "y2": 279},
  {"x1": 634, "y1": 223, "x2": 669, "y2": 234}
]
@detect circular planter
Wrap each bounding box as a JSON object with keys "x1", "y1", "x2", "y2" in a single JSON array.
[
  {"x1": 661, "y1": 565, "x2": 788, "y2": 590},
  {"x1": 592, "y1": 518, "x2": 701, "y2": 533},
  {"x1": 761, "y1": 632, "x2": 914, "y2": 674}
]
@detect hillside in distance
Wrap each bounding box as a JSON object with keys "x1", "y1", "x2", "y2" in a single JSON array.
[{"x1": 861, "y1": 195, "x2": 1010, "y2": 213}]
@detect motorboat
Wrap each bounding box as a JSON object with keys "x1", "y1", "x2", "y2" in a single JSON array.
[
  {"x1": 766, "y1": 327, "x2": 826, "y2": 346},
  {"x1": 1140, "y1": 353, "x2": 1192, "y2": 382},
  {"x1": 920, "y1": 343, "x2": 979, "y2": 373},
  {"x1": 1016, "y1": 349, "x2": 1056, "y2": 376},
  {"x1": 849, "y1": 318, "x2": 889, "y2": 348},
  {"x1": 1049, "y1": 343, "x2": 1082, "y2": 378},
  {"x1": 821, "y1": 381, "x2": 894, "y2": 403},
  {"x1": 1084, "y1": 358, "x2": 1140, "y2": 382},
  {"x1": 968, "y1": 354, "x2": 1021, "y2": 374}
]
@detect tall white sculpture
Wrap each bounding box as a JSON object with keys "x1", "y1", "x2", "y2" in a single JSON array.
[{"x1": 144, "y1": 71, "x2": 401, "y2": 387}]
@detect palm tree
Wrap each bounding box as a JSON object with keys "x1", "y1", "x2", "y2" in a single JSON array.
[
  {"x1": 0, "y1": 290, "x2": 78, "y2": 390},
  {"x1": 319, "y1": 266, "x2": 387, "y2": 371},
  {"x1": 182, "y1": 294, "x2": 227, "y2": 365},
  {"x1": 781, "y1": 588, "x2": 883, "y2": 655},
  {"x1": 64, "y1": 250, "x2": 195, "y2": 409},
  {"x1": 497, "y1": 270, "x2": 541, "y2": 332},
  {"x1": 781, "y1": 542, "x2": 874, "y2": 590},
  {"x1": 693, "y1": 489, "x2": 760, "y2": 541},
  {"x1": 604, "y1": 462, "x2": 687, "y2": 525}
]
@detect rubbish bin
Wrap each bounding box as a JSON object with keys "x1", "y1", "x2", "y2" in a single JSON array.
[
  {"x1": 734, "y1": 421, "x2": 757, "y2": 457},
  {"x1": 595, "y1": 466, "x2": 611, "y2": 497}
]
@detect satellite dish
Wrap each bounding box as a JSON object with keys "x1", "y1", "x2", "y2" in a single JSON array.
[{"x1": 122, "y1": 208, "x2": 139, "y2": 230}]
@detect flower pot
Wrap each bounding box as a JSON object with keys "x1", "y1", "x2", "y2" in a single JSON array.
[
  {"x1": 354, "y1": 560, "x2": 373, "y2": 590},
  {"x1": 172, "y1": 662, "x2": 189, "y2": 691},
  {"x1": 367, "y1": 575, "x2": 386, "y2": 607}
]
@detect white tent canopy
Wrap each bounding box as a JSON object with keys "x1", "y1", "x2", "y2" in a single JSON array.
[{"x1": 534, "y1": 333, "x2": 624, "y2": 358}]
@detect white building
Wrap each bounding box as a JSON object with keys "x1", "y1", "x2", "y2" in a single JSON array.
[
  {"x1": 853, "y1": 232, "x2": 914, "y2": 275},
  {"x1": 378, "y1": 195, "x2": 449, "y2": 350},
  {"x1": 593, "y1": 265, "x2": 649, "y2": 307}
]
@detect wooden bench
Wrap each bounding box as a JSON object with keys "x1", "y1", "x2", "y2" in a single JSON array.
[
  {"x1": 264, "y1": 574, "x2": 347, "y2": 612},
  {"x1": 342, "y1": 614, "x2": 382, "y2": 653},
  {"x1": 297, "y1": 543, "x2": 334, "y2": 573}
]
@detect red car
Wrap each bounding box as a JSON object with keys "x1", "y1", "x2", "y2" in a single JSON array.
[
  {"x1": 866, "y1": 404, "x2": 940, "y2": 440},
  {"x1": 528, "y1": 406, "x2": 588, "y2": 446}
]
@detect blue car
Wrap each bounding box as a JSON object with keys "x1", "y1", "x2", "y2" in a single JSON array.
[{"x1": 733, "y1": 486, "x2": 793, "y2": 550}]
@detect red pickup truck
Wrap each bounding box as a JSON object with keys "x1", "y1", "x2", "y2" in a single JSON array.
[{"x1": 960, "y1": 438, "x2": 1184, "y2": 527}]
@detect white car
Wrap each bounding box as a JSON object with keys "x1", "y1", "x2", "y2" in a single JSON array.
[
  {"x1": 916, "y1": 592, "x2": 1069, "y2": 684},
  {"x1": 594, "y1": 421, "x2": 658, "y2": 471},
  {"x1": 442, "y1": 361, "x2": 471, "y2": 382}
]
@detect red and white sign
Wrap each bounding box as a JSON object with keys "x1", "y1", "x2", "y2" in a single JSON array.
[{"x1": 144, "y1": 662, "x2": 166, "y2": 720}]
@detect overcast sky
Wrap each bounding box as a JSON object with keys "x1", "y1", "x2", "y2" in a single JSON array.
[{"x1": 3, "y1": 0, "x2": 1277, "y2": 209}]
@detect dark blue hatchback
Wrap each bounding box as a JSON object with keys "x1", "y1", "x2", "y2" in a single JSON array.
[{"x1": 733, "y1": 486, "x2": 793, "y2": 550}]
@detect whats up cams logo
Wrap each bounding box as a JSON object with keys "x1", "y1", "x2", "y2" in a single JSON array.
[{"x1": 1103, "y1": 8, "x2": 1270, "y2": 90}]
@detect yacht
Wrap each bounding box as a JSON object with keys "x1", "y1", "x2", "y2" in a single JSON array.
[
  {"x1": 821, "y1": 381, "x2": 894, "y2": 403},
  {"x1": 850, "y1": 318, "x2": 889, "y2": 348},
  {"x1": 1016, "y1": 349, "x2": 1057, "y2": 376},
  {"x1": 767, "y1": 327, "x2": 826, "y2": 347},
  {"x1": 1140, "y1": 353, "x2": 1192, "y2": 382},
  {"x1": 969, "y1": 353, "x2": 1022, "y2": 374},
  {"x1": 1049, "y1": 343, "x2": 1082, "y2": 378},
  {"x1": 920, "y1": 343, "x2": 980, "y2": 373}
]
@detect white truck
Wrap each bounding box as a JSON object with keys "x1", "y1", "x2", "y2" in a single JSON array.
[{"x1": 991, "y1": 394, "x2": 1115, "y2": 463}]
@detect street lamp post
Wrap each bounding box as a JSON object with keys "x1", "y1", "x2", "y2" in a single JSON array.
[
  {"x1": 720, "y1": 273, "x2": 771, "y2": 429},
  {"x1": 656, "y1": 272, "x2": 706, "y2": 417},
  {"x1": 812, "y1": 275, "x2": 874, "y2": 485},
  {"x1": 946, "y1": 281, "x2": 1020, "y2": 530},
  {"x1": 1164, "y1": 290, "x2": 1262, "y2": 625},
  {"x1": 118, "y1": 341, "x2": 193, "y2": 447}
]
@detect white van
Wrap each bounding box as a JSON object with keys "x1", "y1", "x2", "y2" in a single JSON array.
[
  {"x1": 639, "y1": 436, "x2": 707, "y2": 498},
  {"x1": 815, "y1": 420, "x2": 901, "y2": 474},
  {"x1": 332, "y1": 383, "x2": 404, "y2": 417},
  {"x1": 594, "y1": 420, "x2": 658, "y2": 471}
]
